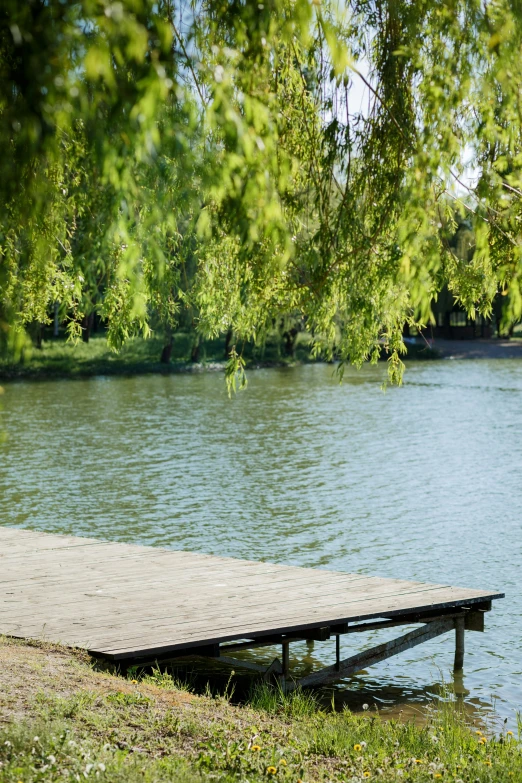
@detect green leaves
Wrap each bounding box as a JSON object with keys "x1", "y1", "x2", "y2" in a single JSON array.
[{"x1": 2, "y1": 0, "x2": 522, "y2": 380}]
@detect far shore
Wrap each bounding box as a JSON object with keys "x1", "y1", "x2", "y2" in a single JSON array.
[
  {"x1": 423, "y1": 338, "x2": 522, "y2": 360},
  {"x1": 1, "y1": 335, "x2": 522, "y2": 384}
]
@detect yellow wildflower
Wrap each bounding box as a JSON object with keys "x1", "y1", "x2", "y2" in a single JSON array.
[
  {"x1": 363, "y1": 773, "x2": 371, "y2": 779},
  {"x1": 353, "y1": 743, "x2": 362, "y2": 751},
  {"x1": 507, "y1": 731, "x2": 514, "y2": 736},
  {"x1": 475, "y1": 729, "x2": 482, "y2": 735},
  {"x1": 267, "y1": 766, "x2": 277, "y2": 775},
  {"x1": 279, "y1": 759, "x2": 287, "y2": 766},
  {"x1": 433, "y1": 775, "x2": 442, "y2": 780},
  {"x1": 478, "y1": 738, "x2": 486, "y2": 745},
  {"x1": 484, "y1": 760, "x2": 492, "y2": 766},
  {"x1": 415, "y1": 759, "x2": 423, "y2": 763},
  {"x1": 251, "y1": 745, "x2": 261, "y2": 752},
  {"x1": 131, "y1": 679, "x2": 138, "y2": 684}
]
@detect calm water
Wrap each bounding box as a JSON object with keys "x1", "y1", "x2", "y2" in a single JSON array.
[{"x1": 1, "y1": 360, "x2": 520, "y2": 725}]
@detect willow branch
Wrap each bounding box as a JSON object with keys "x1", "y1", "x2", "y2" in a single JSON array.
[{"x1": 171, "y1": 22, "x2": 207, "y2": 107}]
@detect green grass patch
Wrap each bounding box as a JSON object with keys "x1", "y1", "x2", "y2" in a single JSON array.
[
  {"x1": 0, "y1": 722, "x2": 205, "y2": 783},
  {"x1": 3, "y1": 669, "x2": 522, "y2": 782},
  {"x1": 247, "y1": 682, "x2": 319, "y2": 718},
  {"x1": 0, "y1": 333, "x2": 202, "y2": 380}
]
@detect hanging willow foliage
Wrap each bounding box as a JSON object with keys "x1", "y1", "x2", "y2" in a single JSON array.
[{"x1": 1, "y1": 0, "x2": 522, "y2": 383}]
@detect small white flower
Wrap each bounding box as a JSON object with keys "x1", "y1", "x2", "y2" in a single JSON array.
[
  {"x1": 362, "y1": 703, "x2": 369, "y2": 710},
  {"x1": 103, "y1": 744, "x2": 111, "y2": 752},
  {"x1": 85, "y1": 763, "x2": 94, "y2": 773},
  {"x1": 214, "y1": 65, "x2": 224, "y2": 83},
  {"x1": 430, "y1": 735, "x2": 439, "y2": 744},
  {"x1": 48, "y1": 754, "x2": 56, "y2": 764},
  {"x1": 360, "y1": 741, "x2": 367, "y2": 748},
  {"x1": 98, "y1": 763, "x2": 106, "y2": 772},
  {"x1": 4, "y1": 741, "x2": 11, "y2": 747},
  {"x1": 69, "y1": 740, "x2": 77, "y2": 747},
  {"x1": 33, "y1": 736, "x2": 40, "y2": 742}
]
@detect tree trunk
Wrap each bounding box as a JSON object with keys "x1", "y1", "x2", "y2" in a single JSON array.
[
  {"x1": 53, "y1": 302, "x2": 60, "y2": 337},
  {"x1": 224, "y1": 328, "x2": 234, "y2": 358},
  {"x1": 191, "y1": 336, "x2": 200, "y2": 363},
  {"x1": 81, "y1": 313, "x2": 93, "y2": 343},
  {"x1": 282, "y1": 326, "x2": 298, "y2": 358},
  {"x1": 160, "y1": 333, "x2": 173, "y2": 364},
  {"x1": 35, "y1": 323, "x2": 43, "y2": 349}
]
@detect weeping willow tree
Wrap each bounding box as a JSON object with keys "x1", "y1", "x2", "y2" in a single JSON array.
[{"x1": 2, "y1": 0, "x2": 522, "y2": 384}]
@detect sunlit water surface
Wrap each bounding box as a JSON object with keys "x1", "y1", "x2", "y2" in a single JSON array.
[{"x1": 1, "y1": 360, "x2": 520, "y2": 726}]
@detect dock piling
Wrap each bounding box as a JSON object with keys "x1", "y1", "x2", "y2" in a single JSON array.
[{"x1": 454, "y1": 618, "x2": 465, "y2": 671}]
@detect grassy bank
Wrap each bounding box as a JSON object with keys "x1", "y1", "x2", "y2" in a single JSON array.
[
  {"x1": 0, "y1": 637, "x2": 520, "y2": 782},
  {"x1": 0, "y1": 332, "x2": 439, "y2": 382},
  {"x1": 0, "y1": 333, "x2": 227, "y2": 381}
]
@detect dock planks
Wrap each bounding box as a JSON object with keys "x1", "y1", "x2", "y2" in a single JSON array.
[{"x1": 0, "y1": 527, "x2": 504, "y2": 666}]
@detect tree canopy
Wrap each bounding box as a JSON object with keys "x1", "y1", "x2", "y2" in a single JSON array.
[{"x1": 2, "y1": 0, "x2": 522, "y2": 385}]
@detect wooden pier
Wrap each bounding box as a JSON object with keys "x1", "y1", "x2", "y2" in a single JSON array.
[{"x1": 0, "y1": 528, "x2": 504, "y2": 688}]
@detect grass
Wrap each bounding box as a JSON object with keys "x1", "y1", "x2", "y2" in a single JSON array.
[
  {"x1": 1, "y1": 637, "x2": 521, "y2": 782},
  {"x1": 0, "y1": 332, "x2": 224, "y2": 381}
]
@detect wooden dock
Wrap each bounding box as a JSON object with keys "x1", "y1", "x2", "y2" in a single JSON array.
[{"x1": 0, "y1": 528, "x2": 504, "y2": 687}]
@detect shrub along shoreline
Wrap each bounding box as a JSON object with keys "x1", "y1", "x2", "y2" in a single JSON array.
[{"x1": 0, "y1": 636, "x2": 520, "y2": 782}]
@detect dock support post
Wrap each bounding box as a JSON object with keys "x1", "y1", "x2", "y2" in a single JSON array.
[
  {"x1": 335, "y1": 635, "x2": 341, "y2": 671},
  {"x1": 282, "y1": 642, "x2": 290, "y2": 680},
  {"x1": 454, "y1": 618, "x2": 465, "y2": 671}
]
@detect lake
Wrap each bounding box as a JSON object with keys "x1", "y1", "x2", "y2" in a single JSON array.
[{"x1": 1, "y1": 359, "x2": 520, "y2": 725}]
